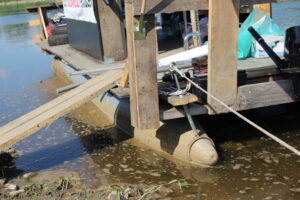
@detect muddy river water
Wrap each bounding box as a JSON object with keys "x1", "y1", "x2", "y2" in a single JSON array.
[{"x1": 1, "y1": 2, "x2": 300, "y2": 199}]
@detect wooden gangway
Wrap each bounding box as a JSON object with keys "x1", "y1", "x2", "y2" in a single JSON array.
[{"x1": 0, "y1": 70, "x2": 123, "y2": 150}]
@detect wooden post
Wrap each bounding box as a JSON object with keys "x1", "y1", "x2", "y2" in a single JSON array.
[
  {"x1": 253, "y1": 3, "x2": 272, "y2": 17},
  {"x1": 125, "y1": 0, "x2": 160, "y2": 130},
  {"x1": 97, "y1": 0, "x2": 127, "y2": 61},
  {"x1": 38, "y1": 7, "x2": 48, "y2": 39},
  {"x1": 207, "y1": 0, "x2": 240, "y2": 114},
  {"x1": 190, "y1": 10, "x2": 198, "y2": 48},
  {"x1": 125, "y1": 1, "x2": 138, "y2": 127}
]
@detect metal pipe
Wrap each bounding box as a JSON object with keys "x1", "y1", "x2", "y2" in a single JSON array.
[
  {"x1": 173, "y1": 70, "x2": 198, "y2": 135},
  {"x1": 248, "y1": 26, "x2": 285, "y2": 69}
]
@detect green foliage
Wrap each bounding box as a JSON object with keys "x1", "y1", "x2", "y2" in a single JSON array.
[{"x1": 0, "y1": 1, "x2": 51, "y2": 16}]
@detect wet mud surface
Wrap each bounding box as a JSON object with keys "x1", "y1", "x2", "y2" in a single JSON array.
[{"x1": 1, "y1": 2, "x2": 300, "y2": 199}]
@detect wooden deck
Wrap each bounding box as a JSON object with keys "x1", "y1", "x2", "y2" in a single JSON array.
[
  {"x1": 38, "y1": 42, "x2": 300, "y2": 120},
  {"x1": 38, "y1": 43, "x2": 125, "y2": 70},
  {"x1": 40, "y1": 43, "x2": 278, "y2": 72},
  {"x1": 238, "y1": 57, "x2": 277, "y2": 71}
]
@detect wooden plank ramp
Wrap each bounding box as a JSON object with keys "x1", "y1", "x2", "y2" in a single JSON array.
[{"x1": 0, "y1": 70, "x2": 123, "y2": 150}]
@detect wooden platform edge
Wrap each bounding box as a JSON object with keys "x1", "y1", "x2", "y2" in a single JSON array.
[{"x1": 237, "y1": 79, "x2": 298, "y2": 111}]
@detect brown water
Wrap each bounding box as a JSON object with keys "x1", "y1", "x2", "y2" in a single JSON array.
[{"x1": 1, "y1": 2, "x2": 300, "y2": 199}]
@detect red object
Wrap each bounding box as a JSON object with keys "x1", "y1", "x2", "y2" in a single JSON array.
[
  {"x1": 194, "y1": 62, "x2": 208, "y2": 74},
  {"x1": 46, "y1": 25, "x2": 57, "y2": 36}
]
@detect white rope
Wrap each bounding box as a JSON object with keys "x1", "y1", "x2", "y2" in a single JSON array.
[{"x1": 171, "y1": 65, "x2": 300, "y2": 157}]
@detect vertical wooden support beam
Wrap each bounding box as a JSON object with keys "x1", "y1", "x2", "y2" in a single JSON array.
[
  {"x1": 125, "y1": 0, "x2": 160, "y2": 130},
  {"x1": 98, "y1": 0, "x2": 127, "y2": 61},
  {"x1": 38, "y1": 7, "x2": 48, "y2": 39},
  {"x1": 125, "y1": 1, "x2": 138, "y2": 127},
  {"x1": 190, "y1": 10, "x2": 198, "y2": 48},
  {"x1": 253, "y1": 3, "x2": 272, "y2": 17},
  {"x1": 134, "y1": 15, "x2": 159, "y2": 129},
  {"x1": 207, "y1": 0, "x2": 240, "y2": 114}
]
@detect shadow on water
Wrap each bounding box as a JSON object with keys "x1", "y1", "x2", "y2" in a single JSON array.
[{"x1": 14, "y1": 119, "x2": 127, "y2": 172}]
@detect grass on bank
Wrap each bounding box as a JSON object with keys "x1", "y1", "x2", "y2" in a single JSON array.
[
  {"x1": 0, "y1": 0, "x2": 48, "y2": 3},
  {"x1": 0, "y1": 1, "x2": 51, "y2": 15}
]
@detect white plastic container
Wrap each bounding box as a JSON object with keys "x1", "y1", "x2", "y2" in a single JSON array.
[{"x1": 251, "y1": 35, "x2": 284, "y2": 58}]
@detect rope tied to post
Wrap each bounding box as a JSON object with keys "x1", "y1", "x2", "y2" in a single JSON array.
[{"x1": 170, "y1": 63, "x2": 300, "y2": 157}]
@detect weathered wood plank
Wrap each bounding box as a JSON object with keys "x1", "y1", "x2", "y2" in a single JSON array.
[
  {"x1": 126, "y1": 0, "x2": 160, "y2": 129},
  {"x1": 160, "y1": 93, "x2": 198, "y2": 106},
  {"x1": 0, "y1": 70, "x2": 123, "y2": 150},
  {"x1": 133, "y1": 0, "x2": 208, "y2": 15},
  {"x1": 97, "y1": 0, "x2": 126, "y2": 61},
  {"x1": 38, "y1": 7, "x2": 48, "y2": 39},
  {"x1": 207, "y1": 0, "x2": 240, "y2": 114},
  {"x1": 132, "y1": 0, "x2": 292, "y2": 15},
  {"x1": 38, "y1": 43, "x2": 126, "y2": 70},
  {"x1": 125, "y1": 1, "x2": 138, "y2": 127},
  {"x1": 237, "y1": 80, "x2": 297, "y2": 111},
  {"x1": 132, "y1": 14, "x2": 160, "y2": 129}
]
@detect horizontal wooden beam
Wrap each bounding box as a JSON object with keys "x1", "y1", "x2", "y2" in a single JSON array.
[
  {"x1": 159, "y1": 92, "x2": 198, "y2": 106},
  {"x1": 133, "y1": 0, "x2": 208, "y2": 15},
  {"x1": 132, "y1": 0, "x2": 292, "y2": 15},
  {"x1": 237, "y1": 80, "x2": 297, "y2": 111}
]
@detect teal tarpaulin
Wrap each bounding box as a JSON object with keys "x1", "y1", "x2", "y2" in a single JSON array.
[{"x1": 238, "y1": 8, "x2": 284, "y2": 60}]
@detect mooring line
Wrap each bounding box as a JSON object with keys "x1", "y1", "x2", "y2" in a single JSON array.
[{"x1": 171, "y1": 65, "x2": 300, "y2": 157}]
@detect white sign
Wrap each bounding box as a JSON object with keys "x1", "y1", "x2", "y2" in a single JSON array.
[{"x1": 63, "y1": 0, "x2": 97, "y2": 23}]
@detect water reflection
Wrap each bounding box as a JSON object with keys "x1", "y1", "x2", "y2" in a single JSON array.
[{"x1": 0, "y1": 23, "x2": 29, "y2": 42}]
